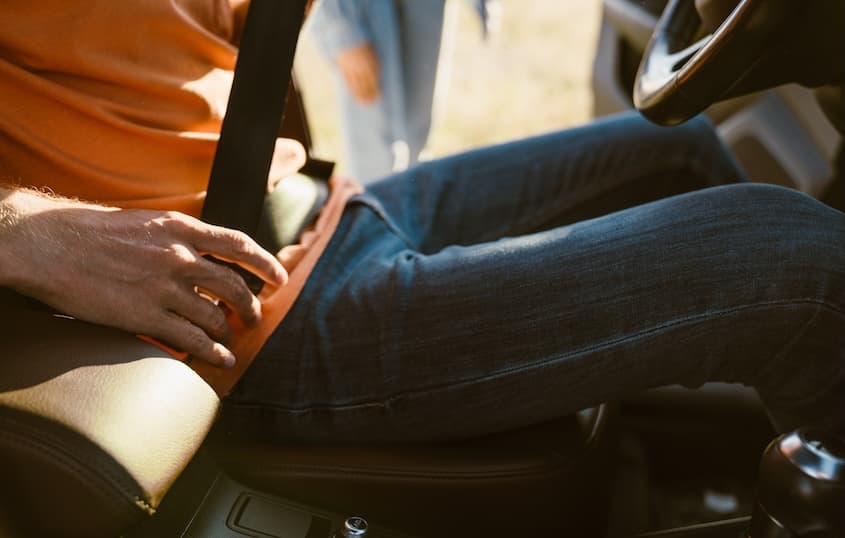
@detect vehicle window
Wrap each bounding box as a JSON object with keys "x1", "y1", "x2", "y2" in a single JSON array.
[{"x1": 296, "y1": 0, "x2": 603, "y2": 176}]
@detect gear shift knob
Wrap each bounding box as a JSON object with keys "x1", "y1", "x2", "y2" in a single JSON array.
[{"x1": 748, "y1": 429, "x2": 845, "y2": 537}]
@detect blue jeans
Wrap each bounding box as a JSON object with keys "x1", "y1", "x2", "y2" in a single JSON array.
[{"x1": 222, "y1": 112, "x2": 845, "y2": 443}]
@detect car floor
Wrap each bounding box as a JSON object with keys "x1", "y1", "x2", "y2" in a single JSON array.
[{"x1": 604, "y1": 386, "x2": 776, "y2": 537}]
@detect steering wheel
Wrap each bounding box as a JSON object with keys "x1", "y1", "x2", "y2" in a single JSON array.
[{"x1": 633, "y1": 0, "x2": 795, "y2": 125}]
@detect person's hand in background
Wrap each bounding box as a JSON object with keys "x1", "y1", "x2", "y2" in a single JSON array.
[{"x1": 336, "y1": 42, "x2": 381, "y2": 103}]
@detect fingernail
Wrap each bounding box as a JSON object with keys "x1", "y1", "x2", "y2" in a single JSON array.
[
  {"x1": 274, "y1": 262, "x2": 288, "y2": 285},
  {"x1": 247, "y1": 296, "x2": 262, "y2": 327},
  {"x1": 217, "y1": 347, "x2": 236, "y2": 368}
]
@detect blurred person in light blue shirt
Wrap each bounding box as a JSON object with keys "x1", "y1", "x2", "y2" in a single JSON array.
[{"x1": 308, "y1": 0, "x2": 490, "y2": 184}]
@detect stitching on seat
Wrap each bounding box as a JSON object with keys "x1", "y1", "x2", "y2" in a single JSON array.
[
  {"x1": 0, "y1": 414, "x2": 150, "y2": 519},
  {"x1": 133, "y1": 497, "x2": 156, "y2": 516}
]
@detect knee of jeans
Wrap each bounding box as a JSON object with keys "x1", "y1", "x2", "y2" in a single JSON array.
[
  {"x1": 735, "y1": 182, "x2": 840, "y2": 221},
  {"x1": 696, "y1": 182, "x2": 842, "y2": 268},
  {"x1": 713, "y1": 182, "x2": 816, "y2": 213},
  {"x1": 736, "y1": 184, "x2": 845, "y2": 301}
]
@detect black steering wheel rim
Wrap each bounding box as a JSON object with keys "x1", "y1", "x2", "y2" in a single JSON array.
[{"x1": 634, "y1": 0, "x2": 793, "y2": 125}]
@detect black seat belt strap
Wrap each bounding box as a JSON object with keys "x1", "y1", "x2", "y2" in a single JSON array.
[
  {"x1": 200, "y1": 0, "x2": 308, "y2": 292},
  {"x1": 201, "y1": 0, "x2": 308, "y2": 235}
]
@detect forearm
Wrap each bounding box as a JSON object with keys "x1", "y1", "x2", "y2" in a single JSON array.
[
  {"x1": 0, "y1": 185, "x2": 21, "y2": 288},
  {"x1": 0, "y1": 185, "x2": 110, "y2": 290}
]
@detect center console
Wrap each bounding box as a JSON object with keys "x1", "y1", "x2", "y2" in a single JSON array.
[
  {"x1": 128, "y1": 450, "x2": 413, "y2": 538},
  {"x1": 634, "y1": 429, "x2": 845, "y2": 538}
]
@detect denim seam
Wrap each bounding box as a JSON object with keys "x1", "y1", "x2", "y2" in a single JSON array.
[
  {"x1": 778, "y1": 368, "x2": 845, "y2": 409},
  {"x1": 758, "y1": 301, "x2": 845, "y2": 409},
  {"x1": 228, "y1": 297, "x2": 843, "y2": 413},
  {"x1": 748, "y1": 303, "x2": 822, "y2": 406},
  {"x1": 408, "y1": 298, "x2": 843, "y2": 403}
]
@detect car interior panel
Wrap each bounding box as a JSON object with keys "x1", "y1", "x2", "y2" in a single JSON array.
[
  {"x1": 2, "y1": 0, "x2": 844, "y2": 536},
  {"x1": 1, "y1": 306, "x2": 219, "y2": 537}
]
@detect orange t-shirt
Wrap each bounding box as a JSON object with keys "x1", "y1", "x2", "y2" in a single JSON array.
[{"x1": 0, "y1": 0, "x2": 361, "y2": 395}]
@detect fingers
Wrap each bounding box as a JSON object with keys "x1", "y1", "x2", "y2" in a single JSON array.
[
  {"x1": 182, "y1": 218, "x2": 288, "y2": 288},
  {"x1": 17, "y1": 204, "x2": 282, "y2": 370},
  {"x1": 150, "y1": 212, "x2": 288, "y2": 366},
  {"x1": 151, "y1": 266, "x2": 256, "y2": 368},
  {"x1": 164, "y1": 222, "x2": 273, "y2": 367},
  {"x1": 168, "y1": 286, "x2": 233, "y2": 343},
  {"x1": 191, "y1": 257, "x2": 263, "y2": 327},
  {"x1": 157, "y1": 312, "x2": 236, "y2": 368}
]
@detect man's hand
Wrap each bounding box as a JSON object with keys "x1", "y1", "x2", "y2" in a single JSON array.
[
  {"x1": 0, "y1": 188, "x2": 287, "y2": 368},
  {"x1": 336, "y1": 42, "x2": 381, "y2": 104}
]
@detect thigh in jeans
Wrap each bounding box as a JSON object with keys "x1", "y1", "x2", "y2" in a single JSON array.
[
  {"x1": 224, "y1": 113, "x2": 749, "y2": 440},
  {"x1": 223, "y1": 183, "x2": 844, "y2": 443},
  {"x1": 366, "y1": 111, "x2": 747, "y2": 251}
]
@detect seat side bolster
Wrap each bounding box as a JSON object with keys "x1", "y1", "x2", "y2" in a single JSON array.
[{"x1": 0, "y1": 307, "x2": 220, "y2": 536}]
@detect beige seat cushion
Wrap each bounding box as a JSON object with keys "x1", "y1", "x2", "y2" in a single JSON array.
[{"x1": 0, "y1": 305, "x2": 219, "y2": 537}]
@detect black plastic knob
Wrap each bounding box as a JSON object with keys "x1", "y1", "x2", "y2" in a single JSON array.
[
  {"x1": 341, "y1": 516, "x2": 368, "y2": 537},
  {"x1": 748, "y1": 429, "x2": 845, "y2": 537}
]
